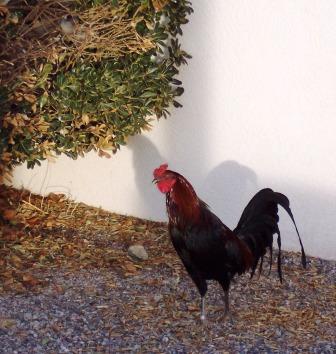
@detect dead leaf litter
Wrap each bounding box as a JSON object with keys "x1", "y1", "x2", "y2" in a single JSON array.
[{"x1": 0, "y1": 185, "x2": 335, "y2": 353}]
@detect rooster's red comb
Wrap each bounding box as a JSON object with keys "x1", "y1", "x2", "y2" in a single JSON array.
[{"x1": 153, "y1": 163, "x2": 168, "y2": 179}]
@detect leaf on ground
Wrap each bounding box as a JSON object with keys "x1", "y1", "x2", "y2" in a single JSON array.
[
  {"x1": 0, "y1": 318, "x2": 16, "y2": 329},
  {"x1": 3, "y1": 209, "x2": 16, "y2": 220},
  {"x1": 21, "y1": 273, "x2": 40, "y2": 288},
  {"x1": 10, "y1": 255, "x2": 23, "y2": 269}
]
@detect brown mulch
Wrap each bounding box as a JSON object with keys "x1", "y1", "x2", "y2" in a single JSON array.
[{"x1": 0, "y1": 185, "x2": 335, "y2": 353}]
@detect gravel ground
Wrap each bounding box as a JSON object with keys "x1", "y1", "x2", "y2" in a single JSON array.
[
  {"x1": 0, "y1": 187, "x2": 335, "y2": 353},
  {"x1": 0, "y1": 251, "x2": 335, "y2": 353}
]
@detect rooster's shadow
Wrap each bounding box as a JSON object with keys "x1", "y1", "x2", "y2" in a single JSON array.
[
  {"x1": 128, "y1": 135, "x2": 166, "y2": 220},
  {"x1": 201, "y1": 160, "x2": 258, "y2": 228}
]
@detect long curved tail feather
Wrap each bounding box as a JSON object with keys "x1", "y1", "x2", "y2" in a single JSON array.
[
  {"x1": 273, "y1": 191, "x2": 307, "y2": 268},
  {"x1": 233, "y1": 188, "x2": 307, "y2": 282}
]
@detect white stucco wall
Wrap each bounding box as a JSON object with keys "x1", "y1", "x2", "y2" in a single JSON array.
[{"x1": 12, "y1": 1, "x2": 336, "y2": 260}]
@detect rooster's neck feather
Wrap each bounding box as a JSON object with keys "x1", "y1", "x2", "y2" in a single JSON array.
[{"x1": 166, "y1": 176, "x2": 201, "y2": 227}]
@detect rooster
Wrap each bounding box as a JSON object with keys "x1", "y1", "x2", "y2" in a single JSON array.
[{"x1": 153, "y1": 163, "x2": 306, "y2": 320}]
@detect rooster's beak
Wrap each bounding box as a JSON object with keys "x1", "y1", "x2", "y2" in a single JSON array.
[{"x1": 152, "y1": 178, "x2": 158, "y2": 184}]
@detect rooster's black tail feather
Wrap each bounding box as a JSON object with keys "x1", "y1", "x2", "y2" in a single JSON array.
[{"x1": 234, "y1": 188, "x2": 306, "y2": 282}]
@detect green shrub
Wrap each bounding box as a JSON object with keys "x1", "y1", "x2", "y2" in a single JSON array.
[{"x1": 0, "y1": 0, "x2": 193, "y2": 182}]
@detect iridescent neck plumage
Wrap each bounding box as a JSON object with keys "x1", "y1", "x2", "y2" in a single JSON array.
[{"x1": 165, "y1": 175, "x2": 201, "y2": 227}]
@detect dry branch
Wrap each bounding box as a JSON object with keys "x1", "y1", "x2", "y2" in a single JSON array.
[{"x1": 0, "y1": 0, "x2": 155, "y2": 85}]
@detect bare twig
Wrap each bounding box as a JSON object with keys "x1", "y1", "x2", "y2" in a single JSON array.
[
  {"x1": 0, "y1": 0, "x2": 155, "y2": 85},
  {"x1": 21, "y1": 199, "x2": 48, "y2": 214}
]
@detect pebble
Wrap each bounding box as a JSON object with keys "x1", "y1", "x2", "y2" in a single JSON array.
[
  {"x1": 128, "y1": 245, "x2": 149, "y2": 261},
  {"x1": 23, "y1": 313, "x2": 33, "y2": 321},
  {"x1": 154, "y1": 294, "x2": 163, "y2": 302},
  {"x1": 275, "y1": 328, "x2": 282, "y2": 337}
]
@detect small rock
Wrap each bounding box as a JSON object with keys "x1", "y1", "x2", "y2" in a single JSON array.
[
  {"x1": 128, "y1": 245, "x2": 148, "y2": 261},
  {"x1": 32, "y1": 320, "x2": 40, "y2": 329},
  {"x1": 154, "y1": 294, "x2": 163, "y2": 302},
  {"x1": 23, "y1": 312, "x2": 33, "y2": 321},
  {"x1": 275, "y1": 328, "x2": 282, "y2": 337}
]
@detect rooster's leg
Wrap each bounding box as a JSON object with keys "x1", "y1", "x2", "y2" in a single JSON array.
[
  {"x1": 200, "y1": 297, "x2": 206, "y2": 321},
  {"x1": 223, "y1": 290, "x2": 230, "y2": 317},
  {"x1": 258, "y1": 256, "x2": 264, "y2": 279},
  {"x1": 187, "y1": 270, "x2": 207, "y2": 321},
  {"x1": 268, "y1": 246, "x2": 273, "y2": 275},
  {"x1": 219, "y1": 280, "x2": 233, "y2": 321},
  {"x1": 221, "y1": 290, "x2": 235, "y2": 323}
]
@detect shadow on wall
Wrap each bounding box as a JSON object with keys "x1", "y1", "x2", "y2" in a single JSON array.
[
  {"x1": 125, "y1": 2, "x2": 218, "y2": 219},
  {"x1": 201, "y1": 160, "x2": 258, "y2": 228},
  {"x1": 128, "y1": 135, "x2": 166, "y2": 220},
  {"x1": 271, "y1": 182, "x2": 336, "y2": 261},
  {"x1": 201, "y1": 161, "x2": 336, "y2": 260}
]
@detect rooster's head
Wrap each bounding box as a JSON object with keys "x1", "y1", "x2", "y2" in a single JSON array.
[{"x1": 153, "y1": 163, "x2": 177, "y2": 193}]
